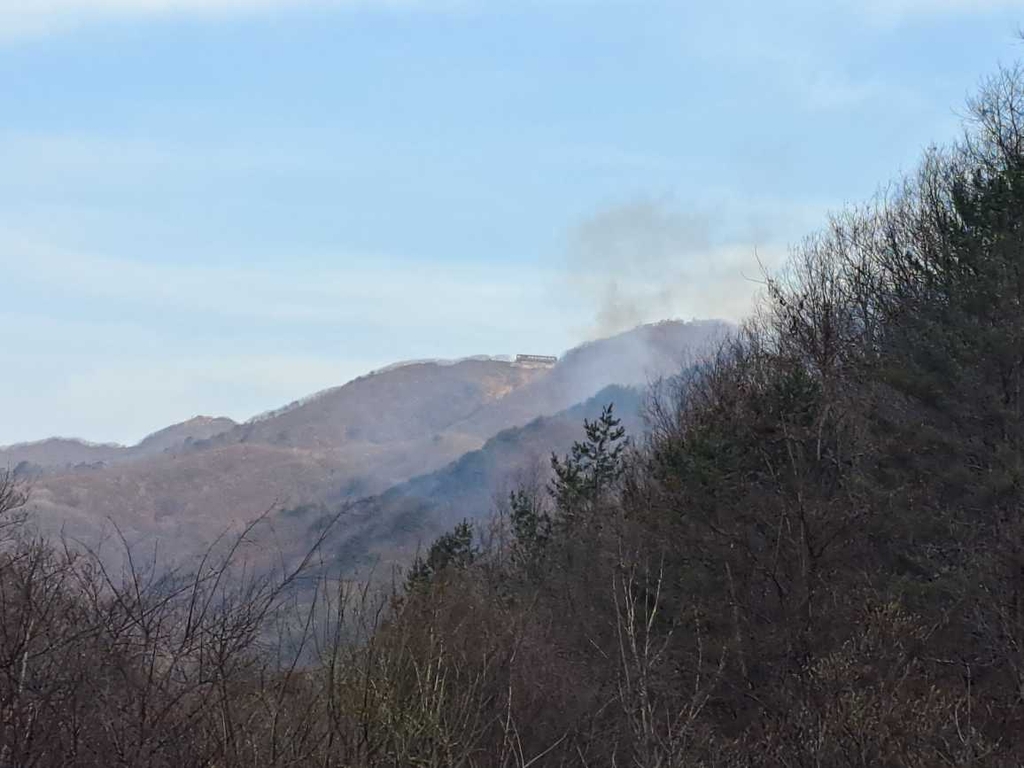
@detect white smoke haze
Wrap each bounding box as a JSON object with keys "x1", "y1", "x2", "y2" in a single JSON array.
[{"x1": 566, "y1": 196, "x2": 785, "y2": 337}]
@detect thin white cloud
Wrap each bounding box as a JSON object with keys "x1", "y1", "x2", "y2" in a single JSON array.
[
  {"x1": 0, "y1": 0, "x2": 460, "y2": 39},
  {"x1": 861, "y1": 0, "x2": 1024, "y2": 12},
  {"x1": 3, "y1": 0, "x2": 1019, "y2": 42},
  {"x1": 847, "y1": 0, "x2": 1024, "y2": 24},
  {"x1": 0, "y1": 230, "x2": 585, "y2": 443},
  {"x1": 0, "y1": 133, "x2": 294, "y2": 176},
  {"x1": 1, "y1": 231, "x2": 569, "y2": 332}
]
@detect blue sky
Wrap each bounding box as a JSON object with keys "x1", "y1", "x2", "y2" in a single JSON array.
[{"x1": 2, "y1": 0, "x2": 1023, "y2": 444}]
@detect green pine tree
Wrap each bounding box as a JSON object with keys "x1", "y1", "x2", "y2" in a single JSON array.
[
  {"x1": 549, "y1": 403, "x2": 628, "y2": 528},
  {"x1": 406, "y1": 519, "x2": 477, "y2": 590}
]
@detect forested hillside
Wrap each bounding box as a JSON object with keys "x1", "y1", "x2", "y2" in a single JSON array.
[
  {"x1": 5, "y1": 320, "x2": 723, "y2": 576},
  {"x1": 290, "y1": 384, "x2": 646, "y2": 576},
  {"x1": 3, "y1": 63, "x2": 1024, "y2": 766}
]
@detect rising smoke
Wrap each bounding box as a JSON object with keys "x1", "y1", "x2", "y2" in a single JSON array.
[{"x1": 566, "y1": 196, "x2": 776, "y2": 337}]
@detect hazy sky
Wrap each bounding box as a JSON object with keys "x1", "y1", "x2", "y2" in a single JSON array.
[{"x1": 2, "y1": 0, "x2": 1023, "y2": 444}]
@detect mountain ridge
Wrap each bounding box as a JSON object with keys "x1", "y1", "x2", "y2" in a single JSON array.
[
  {"x1": 13, "y1": 320, "x2": 730, "y2": 571},
  {"x1": 2, "y1": 415, "x2": 239, "y2": 470}
]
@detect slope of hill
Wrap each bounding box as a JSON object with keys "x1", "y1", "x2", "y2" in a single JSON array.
[
  {"x1": 294, "y1": 385, "x2": 646, "y2": 574},
  {"x1": 17, "y1": 358, "x2": 551, "y2": 563},
  {"x1": 449, "y1": 319, "x2": 728, "y2": 439},
  {"x1": 1, "y1": 415, "x2": 239, "y2": 472},
  {"x1": 133, "y1": 416, "x2": 238, "y2": 456},
  {"x1": 14, "y1": 320, "x2": 725, "y2": 568},
  {"x1": 1, "y1": 438, "x2": 126, "y2": 470},
  {"x1": 205, "y1": 358, "x2": 547, "y2": 451}
]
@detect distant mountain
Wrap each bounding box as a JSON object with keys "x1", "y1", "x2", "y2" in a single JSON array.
[
  {"x1": 133, "y1": 416, "x2": 238, "y2": 456},
  {"x1": 13, "y1": 320, "x2": 729, "y2": 570},
  {"x1": 17, "y1": 359, "x2": 552, "y2": 565},
  {"x1": 204, "y1": 358, "x2": 547, "y2": 451},
  {"x1": 2, "y1": 438, "x2": 125, "y2": 470},
  {"x1": 302, "y1": 385, "x2": 646, "y2": 575},
  {"x1": 448, "y1": 319, "x2": 727, "y2": 439},
  {"x1": 1, "y1": 415, "x2": 238, "y2": 472}
]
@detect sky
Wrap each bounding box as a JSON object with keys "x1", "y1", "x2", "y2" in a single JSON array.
[{"x1": 2, "y1": 0, "x2": 1023, "y2": 445}]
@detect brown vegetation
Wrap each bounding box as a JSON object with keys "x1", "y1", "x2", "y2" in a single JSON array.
[{"x1": 4, "y1": 60, "x2": 1024, "y2": 768}]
